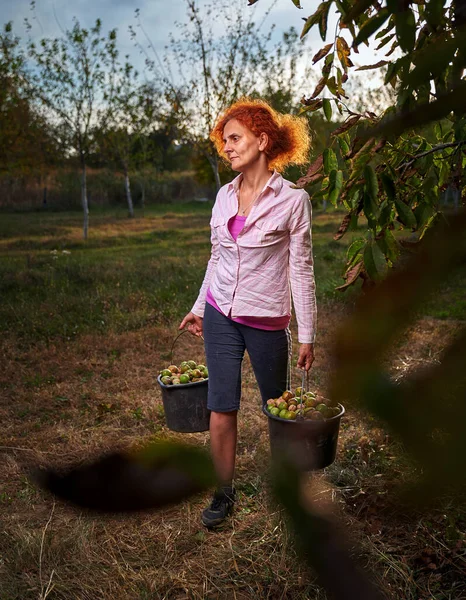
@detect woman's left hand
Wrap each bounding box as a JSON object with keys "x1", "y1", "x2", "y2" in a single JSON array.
[{"x1": 297, "y1": 343, "x2": 315, "y2": 371}]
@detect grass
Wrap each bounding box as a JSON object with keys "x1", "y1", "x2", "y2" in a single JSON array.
[
  {"x1": 0, "y1": 204, "x2": 363, "y2": 343},
  {"x1": 0, "y1": 205, "x2": 465, "y2": 599}
]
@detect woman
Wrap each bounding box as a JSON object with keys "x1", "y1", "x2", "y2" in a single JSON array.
[{"x1": 179, "y1": 98, "x2": 316, "y2": 528}]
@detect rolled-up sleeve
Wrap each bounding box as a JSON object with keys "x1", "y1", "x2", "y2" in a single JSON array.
[
  {"x1": 191, "y1": 216, "x2": 220, "y2": 318},
  {"x1": 289, "y1": 191, "x2": 317, "y2": 343}
]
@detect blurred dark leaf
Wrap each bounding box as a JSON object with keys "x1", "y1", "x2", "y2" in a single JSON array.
[
  {"x1": 342, "y1": 0, "x2": 375, "y2": 24},
  {"x1": 32, "y1": 441, "x2": 216, "y2": 512},
  {"x1": 272, "y1": 461, "x2": 386, "y2": 600},
  {"x1": 367, "y1": 82, "x2": 466, "y2": 139},
  {"x1": 395, "y1": 7, "x2": 416, "y2": 52},
  {"x1": 353, "y1": 10, "x2": 390, "y2": 48},
  {"x1": 330, "y1": 208, "x2": 466, "y2": 414},
  {"x1": 404, "y1": 36, "x2": 458, "y2": 91}
]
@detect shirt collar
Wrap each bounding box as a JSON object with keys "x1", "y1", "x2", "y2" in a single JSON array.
[{"x1": 227, "y1": 170, "x2": 283, "y2": 197}]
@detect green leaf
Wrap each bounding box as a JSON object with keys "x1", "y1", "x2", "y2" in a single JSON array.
[
  {"x1": 326, "y1": 76, "x2": 338, "y2": 96},
  {"x1": 395, "y1": 197, "x2": 417, "y2": 229},
  {"x1": 377, "y1": 229, "x2": 400, "y2": 263},
  {"x1": 380, "y1": 173, "x2": 396, "y2": 201},
  {"x1": 338, "y1": 135, "x2": 350, "y2": 156},
  {"x1": 425, "y1": 0, "x2": 446, "y2": 27},
  {"x1": 323, "y1": 148, "x2": 338, "y2": 175},
  {"x1": 405, "y1": 37, "x2": 457, "y2": 91},
  {"x1": 347, "y1": 237, "x2": 365, "y2": 264},
  {"x1": 363, "y1": 191, "x2": 379, "y2": 226},
  {"x1": 364, "y1": 164, "x2": 378, "y2": 200},
  {"x1": 318, "y1": 1, "x2": 332, "y2": 41},
  {"x1": 328, "y1": 169, "x2": 343, "y2": 205},
  {"x1": 375, "y1": 17, "x2": 395, "y2": 40},
  {"x1": 364, "y1": 240, "x2": 388, "y2": 281},
  {"x1": 353, "y1": 9, "x2": 390, "y2": 47},
  {"x1": 378, "y1": 200, "x2": 393, "y2": 228},
  {"x1": 301, "y1": 2, "x2": 330, "y2": 39},
  {"x1": 395, "y1": 8, "x2": 416, "y2": 53},
  {"x1": 323, "y1": 98, "x2": 333, "y2": 121},
  {"x1": 342, "y1": 0, "x2": 373, "y2": 23},
  {"x1": 413, "y1": 203, "x2": 434, "y2": 229},
  {"x1": 366, "y1": 81, "x2": 466, "y2": 140},
  {"x1": 291, "y1": 0, "x2": 302, "y2": 7}
]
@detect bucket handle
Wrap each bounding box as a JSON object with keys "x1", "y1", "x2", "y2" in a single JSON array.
[
  {"x1": 298, "y1": 368, "x2": 310, "y2": 413},
  {"x1": 169, "y1": 329, "x2": 205, "y2": 364}
]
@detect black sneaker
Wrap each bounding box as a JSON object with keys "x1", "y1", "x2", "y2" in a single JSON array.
[{"x1": 201, "y1": 486, "x2": 236, "y2": 528}]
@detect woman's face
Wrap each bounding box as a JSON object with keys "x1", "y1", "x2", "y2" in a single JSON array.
[{"x1": 222, "y1": 119, "x2": 267, "y2": 172}]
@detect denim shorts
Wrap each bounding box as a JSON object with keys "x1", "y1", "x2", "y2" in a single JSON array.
[{"x1": 203, "y1": 303, "x2": 290, "y2": 412}]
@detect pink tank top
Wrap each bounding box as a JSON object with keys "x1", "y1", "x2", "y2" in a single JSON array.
[{"x1": 206, "y1": 214, "x2": 290, "y2": 331}]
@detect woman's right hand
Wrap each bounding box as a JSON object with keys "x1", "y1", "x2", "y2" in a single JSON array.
[{"x1": 179, "y1": 312, "x2": 203, "y2": 337}]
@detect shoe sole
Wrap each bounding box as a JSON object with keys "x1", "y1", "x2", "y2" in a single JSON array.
[{"x1": 201, "y1": 507, "x2": 234, "y2": 529}]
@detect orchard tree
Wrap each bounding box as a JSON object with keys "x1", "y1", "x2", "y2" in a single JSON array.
[
  {"x1": 26, "y1": 18, "x2": 118, "y2": 239},
  {"x1": 251, "y1": 0, "x2": 466, "y2": 289},
  {"x1": 0, "y1": 22, "x2": 58, "y2": 177},
  {"x1": 99, "y1": 59, "x2": 160, "y2": 217}
]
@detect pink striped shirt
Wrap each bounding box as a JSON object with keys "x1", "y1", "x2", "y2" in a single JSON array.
[
  {"x1": 206, "y1": 214, "x2": 290, "y2": 330},
  {"x1": 192, "y1": 170, "x2": 317, "y2": 343}
]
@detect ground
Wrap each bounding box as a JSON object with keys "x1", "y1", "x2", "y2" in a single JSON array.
[{"x1": 0, "y1": 205, "x2": 464, "y2": 599}]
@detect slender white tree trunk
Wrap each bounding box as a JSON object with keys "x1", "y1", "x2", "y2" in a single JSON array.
[
  {"x1": 124, "y1": 166, "x2": 134, "y2": 218},
  {"x1": 81, "y1": 160, "x2": 89, "y2": 240},
  {"x1": 207, "y1": 153, "x2": 221, "y2": 191}
]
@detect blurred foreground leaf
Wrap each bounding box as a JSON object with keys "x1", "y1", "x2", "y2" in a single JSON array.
[
  {"x1": 32, "y1": 441, "x2": 216, "y2": 512},
  {"x1": 272, "y1": 462, "x2": 386, "y2": 600},
  {"x1": 330, "y1": 209, "x2": 466, "y2": 501}
]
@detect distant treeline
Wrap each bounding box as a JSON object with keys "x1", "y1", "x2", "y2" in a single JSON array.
[{"x1": 0, "y1": 168, "x2": 216, "y2": 211}]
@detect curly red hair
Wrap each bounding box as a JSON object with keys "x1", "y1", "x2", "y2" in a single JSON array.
[{"x1": 210, "y1": 98, "x2": 310, "y2": 173}]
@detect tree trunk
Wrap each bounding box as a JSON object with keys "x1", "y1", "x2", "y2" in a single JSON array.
[
  {"x1": 140, "y1": 182, "x2": 145, "y2": 212},
  {"x1": 124, "y1": 167, "x2": 134, "y2": 218},
  {"x1": 207, "y1": 153, "x2": 221, "y2": 191},
  {"x1": 81, "y1": 160, "x2": 89, "y2": 240}
]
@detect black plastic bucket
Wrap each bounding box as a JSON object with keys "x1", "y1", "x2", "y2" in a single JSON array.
[
  {"x1": 157, "y1": 375, "x2": 210, "y2": 433},
  {"x1": 263, "y1": 404, "x2": 345, "y2": 471}
]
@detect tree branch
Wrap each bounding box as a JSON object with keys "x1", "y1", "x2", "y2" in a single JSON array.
[{"x1": 396, "y1": 141, "x2": 466, "y2": 171}]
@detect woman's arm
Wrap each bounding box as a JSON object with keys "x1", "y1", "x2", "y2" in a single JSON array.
[
  {"x1": 289, "y1": 192, "x2": 317, "y2": 369},
  {"x1": 190, "y1": 214, "x2": 221, "y2": 318}
]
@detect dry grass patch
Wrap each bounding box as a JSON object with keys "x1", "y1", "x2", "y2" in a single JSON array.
[{"x1": 1, "y1": 305, "x2": 465, "y2": 599}]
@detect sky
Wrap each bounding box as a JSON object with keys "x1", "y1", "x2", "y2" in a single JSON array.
[
  {"x1": 1, "y1": 0, "x2": 388, "y2": 100},
  {"x1": 1, "y1": 0, "x2": 319, "y2": 59}
]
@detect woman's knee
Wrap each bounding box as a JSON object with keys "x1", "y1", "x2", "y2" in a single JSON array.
[{"x1": 210, "y1": 410, "x2": 237, "y2": 433}]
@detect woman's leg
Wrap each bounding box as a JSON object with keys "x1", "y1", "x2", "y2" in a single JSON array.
[
  {"x1": 242, "y1": 326, "x2": 289, "y2": 404},
  {"x1": 209, "y1": 410, "x2": 237, "y2": 486},
  {"x1": 202, "y1": 304, "x2": 245, "y2": 526},
  {"x1": 203, "y1": 305, "x2": 244, "y2": 481}
]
